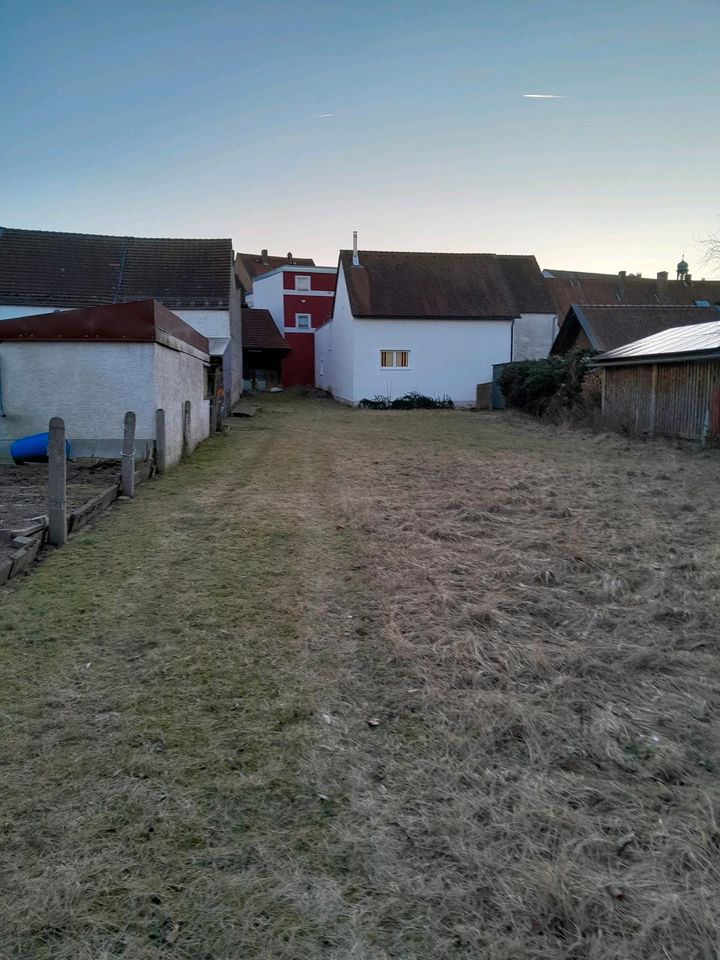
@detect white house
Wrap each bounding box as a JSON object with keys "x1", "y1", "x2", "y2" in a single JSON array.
[
  {"x1": 0, "y1": 300, "x2": 210, "y2": 466},
  {"x1": 315, "y1": 245, "x2": 558, "y2": 406},
  {"x1": 0, "y1": 227, "x2": 243, "y2": 408}
]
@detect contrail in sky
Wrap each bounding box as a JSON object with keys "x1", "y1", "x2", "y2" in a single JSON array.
[
  {"x1": 315, "y1": 113, "x2": 334, "y2": 118},
  {"x1": 522, "y1": 94, "x2": 566, "y2": 99}
]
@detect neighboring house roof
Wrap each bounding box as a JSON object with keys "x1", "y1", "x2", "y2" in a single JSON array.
[
  {"x1": 241, "y1": 308, "x2": 289, "y2": 351},
  {"x1": 235, "y1": 251, "x2": 315, "y2": 292},
  {"x1": 0, "y1": 227, "x2": 233, "y2": 309},
  {"x1": 496, "y1": 255, "x2": 555, "y2": 314},
  {"x1": 546, "y1": 273, "x2": 720, "y2": 321},
  {"x1": 338, "y1": 249, "x2": 552, "y2": 320},
  {"x1": 551, "y1": 304, "x2": 719, "y2": 355},
  {"x1": 0, "y1": 300, "x2": 210, "y2": 355},
  {"x1": 595, "y1": 320, "x2": 720, "y2": 365}
]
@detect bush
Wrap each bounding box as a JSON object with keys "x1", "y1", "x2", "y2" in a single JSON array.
[
  {"x1": 498, "y1": 351, "x2": 590, "y2": 417},
  {"x1": 359, "y1": 392, "x2": 455, "y2": 411}
]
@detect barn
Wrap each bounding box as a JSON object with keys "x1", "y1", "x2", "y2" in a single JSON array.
[{"x1": 593, "y1": 320, "x2": 720, "y2": 444}]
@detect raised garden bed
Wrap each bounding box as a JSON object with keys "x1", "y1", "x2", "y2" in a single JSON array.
[{"x1": 0, "y1": 460, "x2": 155, "y2": 584}]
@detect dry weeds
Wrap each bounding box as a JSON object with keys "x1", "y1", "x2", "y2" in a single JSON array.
[{"x1": 1, "y1": 397, "x2": 719, "y2": 959}]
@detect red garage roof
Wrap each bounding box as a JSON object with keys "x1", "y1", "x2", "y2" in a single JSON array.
[{"x1": 0, "y1": 300, "x2": 209, "y2": 355}]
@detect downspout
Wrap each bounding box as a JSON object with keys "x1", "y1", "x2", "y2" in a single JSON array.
[{"x1": 0, "y1": 359, "x2": 5, "y2": 416}]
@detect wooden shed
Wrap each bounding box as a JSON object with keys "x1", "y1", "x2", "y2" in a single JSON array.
[{"x1": 594, "y1": 320, "x2": 720, "y2": 444}]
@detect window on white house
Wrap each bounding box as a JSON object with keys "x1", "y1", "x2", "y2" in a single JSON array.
[
  {"x1": 295, "y1": 275, "x2": 310, "y2": 291},
  {"x1": 296, "y1": 313, "x2": 311, "y2": 329},
  {"x1": 380, "y1": 350, "x2": 409, "y2": 369}
]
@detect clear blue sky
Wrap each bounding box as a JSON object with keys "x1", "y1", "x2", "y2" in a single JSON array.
[{"x1": 2, "y1": 0, "x2": 719, "y2": 276}]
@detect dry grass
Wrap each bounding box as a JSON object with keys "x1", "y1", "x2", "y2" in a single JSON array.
[{"x1": 1, "y1": 397, "x2": 719, "y2": 958}]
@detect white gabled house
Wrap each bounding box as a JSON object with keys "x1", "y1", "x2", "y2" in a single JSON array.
[{"x1": 315, "y1": 241, "x2": 557, "y2": 406}]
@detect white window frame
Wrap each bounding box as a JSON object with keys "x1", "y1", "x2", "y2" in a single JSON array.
[
  {"x1": 294, "y1": 275, "x2": 311, "y2": 291},
  {"x1": 295, "y1": 313, "x2": 312, "y2": 331},
  {"x1": 380, "y1": 350, "x2": 410, "y2": 370}
]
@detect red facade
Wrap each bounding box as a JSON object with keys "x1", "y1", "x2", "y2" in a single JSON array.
[{"x1": 280, "y1": 269, "x2": 336, "y2": 386}]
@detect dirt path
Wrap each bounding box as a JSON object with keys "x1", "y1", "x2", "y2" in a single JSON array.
[{"x1": 1, "y1": 396, "x2": 719, "y2": 959}]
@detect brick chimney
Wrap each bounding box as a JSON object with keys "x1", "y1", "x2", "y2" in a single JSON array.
[
  {"x1": 617, "y1": 270, "x2": 626, "y2": 299},
  {"x1": 656, "y1": 271, "x2": 668, "y2": 298},
  {"x1": 261, "y1": 248, "x2": 268, "y2": 260},
  {"x1": 287, "y1": 251, "x2": 293, "y2": 260},
  {"x1": 685, "y1": 273, "x2": 692, "y2": 286}
]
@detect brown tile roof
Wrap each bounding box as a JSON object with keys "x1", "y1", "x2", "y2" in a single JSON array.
[
  {"x1": 0, "y1": 227, "x2": 233, "y2": 309},
  {"x1": 552, "y1": 304, "x2": 719, "y2": 354},
  {"x1": 235, "y1": 251, "x2": 315, "y2": 292},
  {"x1": 546, "y1": 274, "x2": 720, "y2": 321},
  {"x1": 497, "y1": 255, "x2": 555, "y2": 313},
  {"x1": 0, "y1": 300, "x2": 209, "y2": 354},
  {"x1": 339, "y1": 250, "x2": 552, "y2": 320},
  {"x1": 242, "y1": 309, "x2": 289, "y2": 350}
]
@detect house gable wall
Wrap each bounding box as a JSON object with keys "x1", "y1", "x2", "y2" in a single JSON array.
[{"x1": 352, "y1": 317, "x2": 512, "y2": 406}]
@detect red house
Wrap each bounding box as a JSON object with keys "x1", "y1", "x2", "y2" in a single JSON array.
[{"x1": 247, "y1": 263, "x2": 337, "y2": 387}]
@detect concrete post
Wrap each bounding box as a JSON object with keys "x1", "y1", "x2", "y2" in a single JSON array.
[
  {"x1": 182, "y1": 400, "x2": 192, "y2": 458},
  {"x1": 155, "y1": 408, "x2": 167, "y2": 475},
  {"x1": 48, "y1": 416, "x2": 67, "y2": 546},
  {"x1": 121, "y1": 411, "x2": 136, "y2": 497}
]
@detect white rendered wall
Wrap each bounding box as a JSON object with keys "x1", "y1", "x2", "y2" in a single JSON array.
[
  {"x1": 314, "y1": 267, "x2": 355, "y2": 404},
  {"x1": 0, "y1": 342, "x2": 155, "y2": 445},
  {"x1": 174, "y1": 309, "x2": 230, "y2": 341},
  {"x1": 248, "y1": 272, "x2": 285, "y2": 334},
  {"x1": 0, "y1": 305, "x2": 70, "y2": 320},
  {"x1": 352, "y1": 318, "x2": 513, "y2": 406},
  {"x1": 512, "y1": 313, "x2": 558, "y2": 361},
  {"x1": 152, "y1": 344, "x2": 209, "y2": 466}
]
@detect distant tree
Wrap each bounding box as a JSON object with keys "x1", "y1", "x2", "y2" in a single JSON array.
[{"x1": 699, "y1": 225, "x2": 720, "y2": 273}]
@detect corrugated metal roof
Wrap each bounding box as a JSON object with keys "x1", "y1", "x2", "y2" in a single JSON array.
[
  {"x1": 552, "y1": 303, "x2": 718, "y2": 354},
  {"x1": 595, "y1": 320, "x2": 720, "y2": 363}
]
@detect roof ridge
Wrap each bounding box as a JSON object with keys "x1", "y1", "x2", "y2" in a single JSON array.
[
  {"x1": 340, "y1": 249, "x2": 534, "y2": 257},
  {"x1": 1, "y1": 225, "x2": 232, "y2": 243}
]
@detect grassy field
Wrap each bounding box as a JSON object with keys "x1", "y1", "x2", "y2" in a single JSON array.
[{"x1": 1, "y1": 394, "x2": 719, "y2": 959}]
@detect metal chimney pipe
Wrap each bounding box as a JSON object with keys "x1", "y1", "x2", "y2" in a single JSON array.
[{"x1": 352, "y1": 231, "x2": 359, "y2": 267}]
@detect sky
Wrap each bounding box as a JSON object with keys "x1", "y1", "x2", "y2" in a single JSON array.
[{"x1": 2, "y1": 0, "x2": 719, "y2": 277}]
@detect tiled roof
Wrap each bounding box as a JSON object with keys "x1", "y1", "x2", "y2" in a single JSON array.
[
  {"x1": 547, "y1": 274, "x2": 720, "y2": 321},
  {"x1": 235, "y1": 251, "x2": 315, "y2": 292},
  {"x1": 497, "y1": 255, "x2": 555, "y2": 314},
  {"x1": 339, "y1": 249, "x2": 552, "y2": 320},
  {"x1": 0, "y1": 227, "x2": 233, "y2": 309},
  {"x1": 242, "y1": 308, "x2": 289, "y2": 350},
  {"x1": 552, "y1": 304, "x2": 719, "y2": 354},
  {"x1": 595, "y1": 319, "x2": 720, "y2": 364},
  {"x1": 0, "y1": 300, "x2": 209, "y2": 354}
]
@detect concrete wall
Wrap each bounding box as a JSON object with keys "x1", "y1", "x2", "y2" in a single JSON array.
[
  {"x1": 315, "y1": 267, "x2": 355, "y2": 404},
  {"x1": 0, "y1": 340, "x2": 209, "y2": 465},
  {"x1": 512, "y1": 313, "x2": 558, "y2": 361},
  {"x1": 227, "y1": 268, "x2": 243, "y2": 408},
  {"x1": 0, "y1": 342, "x2": 155, "y2": 456},
  {"x1": 152, "y1": 344, "x2": 209, "y2": 465}
]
